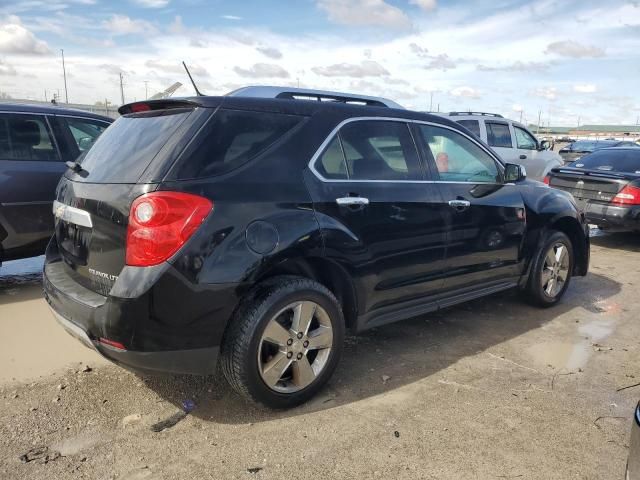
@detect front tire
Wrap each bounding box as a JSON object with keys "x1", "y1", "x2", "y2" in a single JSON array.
[
  {"x1": 221, "y1": 276, "x2": 345, "y2": 409},
  {"x1": 525, "y1": 230, "x2": 574, "y2": 307}
]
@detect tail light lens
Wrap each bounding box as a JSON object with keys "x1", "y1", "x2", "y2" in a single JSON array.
[
  {"x1": 611, "y1": 184, "x2": 640, "y2": 206},
  {"x1": 126, "y1": 191, "x2": 213, "y2": 267},
  {"x1": 543, "y1": 175, "x2": 551, "y2": 185}
]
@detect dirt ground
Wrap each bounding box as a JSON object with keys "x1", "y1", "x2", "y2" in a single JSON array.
[{"x1": 0, "y1": 230, "x2": 639, "y2": 479}]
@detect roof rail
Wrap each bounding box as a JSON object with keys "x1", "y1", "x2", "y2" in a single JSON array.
[
  {"x1": 226, "y1": 86, "x2": 404, "y2": 109},
  {"x1": 448, "y1": 111, "x2": 504, "y2": 118}
]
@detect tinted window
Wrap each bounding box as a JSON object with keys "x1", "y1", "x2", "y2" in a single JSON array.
[
  {"x1": 514, "y1": 126, "x2": 537, "y2": 150},
  {"x1": 173, "y1": 109, "x2": 302, "y2": 179},
  {"x1": 571, "y1": 149, "x2": 640, "y2": 173},
  {"x1": 61, "y1": 117, "x2": 108, "y2": 153},
  {"x1": 486, "y1": 122, "x2": 512, "y2": 148},
  {"x1": 418, "y1": 124, "x2": 500, "y2": 183},
  {"x1": 316, "y1": 137, "x2": 348, "y2": 179},
  {"x1": 338, "y1": 121, "x2": 421, "y2": 180},
  {"x1": 456, "y1": 120, "x2": 481, "y2": 138},
  {"x1": 0, "y1": 113, "x2": 59, "y2": 161},
  {"x1": 77, "y1": 108, "x2": 193, "y2": 182}
]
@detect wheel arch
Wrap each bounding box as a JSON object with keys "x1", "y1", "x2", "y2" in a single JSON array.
[{"x1": 549, "y1": 214, "x2": 589, "y2": 276}]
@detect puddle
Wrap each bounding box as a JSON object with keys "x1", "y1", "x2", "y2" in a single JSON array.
[{"x1": 527, "y1": 318, "x2": 616, "y2": 370}]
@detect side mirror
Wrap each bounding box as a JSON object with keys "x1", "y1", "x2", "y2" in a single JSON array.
[
  {"x1": 539, "y1": 140, "x2": 552, "y2": 151},
  {"x1": 504, "y1": 163, "x2": 527, "y2": 183}
]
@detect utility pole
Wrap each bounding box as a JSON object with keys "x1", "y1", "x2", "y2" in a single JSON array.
[
  {"x1": 519, "y1": 110, "x2": 523, "y2": 123},
  {"x1": 537, "y1": 110, "x2": 542, "y2": 135},
  {"x1": 144, "y1": 81, "x2": 149, "y2": 100},
  {"x1": 119, "y1": 72, "x2": 125, "y2": 105},
  {"x1": 429, "y1": 92, "x2": 433, "y2": 111},
  {"x1": 60, "y1": 49, "x2": 69, "y2": 103},
  {"x1": 577, "y1": 116, "x2": 581, "y2": 128}
]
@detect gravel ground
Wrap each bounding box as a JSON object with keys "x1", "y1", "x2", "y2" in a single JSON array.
[{"x1": 0, "y1": 230, "x2": 639, "y2": 479}]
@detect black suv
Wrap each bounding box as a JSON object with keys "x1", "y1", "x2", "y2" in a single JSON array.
[
  {"x1": 44, "y1": 88, "x2": 589, "y2": 408},
  {"x1": 0, "y1": 103, "x2": 111, "y2": 266}
]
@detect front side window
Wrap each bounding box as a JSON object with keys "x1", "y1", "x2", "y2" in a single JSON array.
[
  {"x1": 514, "y1": 126, "x2": 537, "y2": 150},
  {"x1": 456, "y1": 120, "x2": 481, "y2": 138},
  {"x1": 61, "y1": 117, "x2": 109, "y2": 153},
  {"x1": 338, "y1": 121, "x2": 421, "y2": 180},
  {"x1": 486, "y1": 122, "x2": 513, "y2": 148},
  {"x1": 417, "y1": 124, "x2": 500, "y2": 183},
  {"x1": 0, "y1": 113, "x2": 59, "y2": 161}
]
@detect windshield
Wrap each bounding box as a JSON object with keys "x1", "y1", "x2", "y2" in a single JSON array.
[
  {"x1": 571, "y1": 149, "x2": 640, "y2": 173},
  {"x1": 75, "y1": 108, "x2": 194, "y2": 183}
]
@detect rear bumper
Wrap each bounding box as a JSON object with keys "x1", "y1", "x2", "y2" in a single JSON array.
[
  {"x1": 48, "y1": 304, "x2": 219, "y2": 375},
  {"x1": 585, "y1": 202, "x2": 640, "y2": 231}
]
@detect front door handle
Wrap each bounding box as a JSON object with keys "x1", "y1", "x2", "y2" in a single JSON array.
[
  {"x1": 448, "y1": 199, "x2": 471, "y2": 211},
  {"x1": 519, "y1": 154, "x2": 527, "y2": 160},
  {"x1": 336, "y1": 196, "x2": 369, "y2": 206}
]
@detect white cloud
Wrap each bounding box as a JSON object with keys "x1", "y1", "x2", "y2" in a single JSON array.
[
  {"x1": 0, "y1": 58, "x2": 17, "y2": 75},
  {"x1": 532, "y1": 86, "x2": 557, "y2": 100},
  {"x1": 256, "y1": 46, "x2": 283, "y2": 59},
  {"x1": 450, "y1": 86, "x2": 480, "y2": 99},
  {"x1": 424, "y1": 54, "x2": 456, "y2": 71},
  {"x1": 0, "y1": 16, "x2": 50, "y2": 55},
  {"x1": 221, "y1": 15, "x2": 242, "y2": 21},
  {"x1": 317, "y1": 0, "x2": 411, "y2": 29},
  {"x1": 132, "y1": 0, "x2": 169, "y2": 7},
  {"x1": 477, "y1": 61, "x2": 552, "y2": 72},
  {"x1": 409, "y1": 0, "x2": 437, "y2": 11},
  {"x1": 545, "y1": 40, "x2": 605, "y2": 58},
  {"x1": 512, "y1": 104, "x2": 523, "y2": 112},
  {"x1": 573, "y1": 83, "x2": 597, "y2": 93},
  {"x1": 146, "y1": 59, "x2": 207, "y2": 76},
  {"x1": 233, "y1": 63, "x2": 290, "y2": 78},
  {"x1": 103, "y1": 15, "x2": 157, "y2": 36},
  {"x1": 311, "y1": 60, "x2": 389, "y2": 78},
  {"x1": 409, "y1": 43, "x2": 429, "y2": 57}
]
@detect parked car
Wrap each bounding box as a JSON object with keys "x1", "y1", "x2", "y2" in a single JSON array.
[
  {"x1": 558, "y1": 139, "x2": 640, "y2": 164},
  {"x1": 44, "y1": 87, "x2": 589, "y2": 408},
  {"x1": 627, "y1": 401, "x2": 640, "y2": 479},
  {"x1": 546, "y1": 147, "x2": 640, "y2": 231},
  {"x1": 439, "y1": 112, "x2": 562, "y2": 181},
  {"x1": 0, "y1": 103, "x2": 112, "y2": 267}
]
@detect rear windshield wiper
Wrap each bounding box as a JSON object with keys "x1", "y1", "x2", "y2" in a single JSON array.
[{"x1": 65, "y1": 161, "x2": 89, "y2": 176}]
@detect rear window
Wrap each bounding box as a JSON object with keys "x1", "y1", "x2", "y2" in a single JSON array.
[
  {"x1": 571, "y1": 149, "x2": 640, "y2": 173},
  {"x1": 171, "y1": 109, "x2": 302, "y2": 179},
  {"x1": 76, "y1": 108, "x2": 193, "y2": 183}
]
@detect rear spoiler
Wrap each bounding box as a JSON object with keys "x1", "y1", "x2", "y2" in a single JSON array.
[
  {"x1": 118, "y1": 99, "x2": 200, "y2": 115},
  {"x1": 551, "y1": 167, "x2": 639, "y2": 181}
]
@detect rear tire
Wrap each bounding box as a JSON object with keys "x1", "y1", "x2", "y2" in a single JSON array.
[
  {"x1": 524, "y1": 230, "x2": 574, "y2": 308},
  {"x1": 221, "y1": 276, "x2": 345, "y2": 409}
]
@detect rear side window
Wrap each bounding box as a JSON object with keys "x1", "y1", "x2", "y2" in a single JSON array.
[
  {"x1": 77, "y1": 108, "x2": 193, "y2": 183},
  {"x1": 172, "y1": 109, "x2": 302, "y2": 179},
  {"x1": 486, "y1": 122, "x2": 512, "y2": 148},
  {"x1": 0, "y1": 113, "x2": 59, "y2": 162},
  {"x1": 338, "y1": 121, "x2": 421, "y2": 180},
  {"x1": 456, "y1": 120, "x2": 480, "y2": 138},
  {"x1": 572, "y1": 150, "x2": 640, "y2": 173}
]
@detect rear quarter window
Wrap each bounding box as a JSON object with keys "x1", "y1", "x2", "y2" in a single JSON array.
[
  {"x1": 456, "y1": 120, "x2": 481, "y2": 138},
  {"x1": 171, "y1": 109, "x2": 303, "y2": 179},
  {"x1": 486, "y1": 122, "x2": 512, "y2": 148}
]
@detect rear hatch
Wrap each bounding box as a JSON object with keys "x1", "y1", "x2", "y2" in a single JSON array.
[
  {"x1": 548, "y1": 168, "x2": 631, "y2": 207},
  {"x1": 54, "y1": 101, "x2": 211, "y2": 295}
]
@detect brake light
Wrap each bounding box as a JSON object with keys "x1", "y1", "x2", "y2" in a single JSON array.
[
  {"x1": 126, "y1": 191, "x2": 213, "y2": 267},
  {"x1": 99, "y1": 338, "x2": 126, "y2": 350},
  {"x1": 611, "y1": 184, "x2": 640, "y2": 206},
  {"x1": 130, "y1": 103, "x2": 151, "y2": 113},
  {"x1": 543, "y1": 175, "x2": 551, "y2": 185}
]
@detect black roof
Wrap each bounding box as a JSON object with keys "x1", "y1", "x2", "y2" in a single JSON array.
[
  {"x1": 0, "y1": 102, "x2": 112, "y2": 122},
  {"x1": 120, "y1": 95, "x2": 464, "y2": 131}
]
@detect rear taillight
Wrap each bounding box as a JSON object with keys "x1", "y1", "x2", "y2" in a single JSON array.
[
  {"x1": 543, "y1": 175, "x2": 551, "y2": 185},
  {"x1": 126, "y1": 191, "x2": 213, "y2": 267},
  {"x1": 611, "y1": 184, "x2": 640, "y2": 206}
]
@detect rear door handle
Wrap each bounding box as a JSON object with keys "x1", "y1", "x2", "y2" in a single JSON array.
[
  {"x1": 336, "y1": 196, "x2": 369, "y2": 206},
  {"x1": 448, "y1": 199, "x2": 471, "y2": 210},
  {"x1": 519, "y1": 154, "x2": 527, "y2": 160}
]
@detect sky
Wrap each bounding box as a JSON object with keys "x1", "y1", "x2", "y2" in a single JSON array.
[{"x1": 0, "y1": 0, "x2": 639, "y2": 126}]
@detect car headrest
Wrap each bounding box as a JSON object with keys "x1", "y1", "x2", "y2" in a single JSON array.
[{"x1": 11, "y1": 119, "x2": 41, "y2": 147}]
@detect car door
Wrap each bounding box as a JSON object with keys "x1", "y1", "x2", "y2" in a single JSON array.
[
  {"x1": 305, "y1": 119, "x2": 450, "y2": 327},
  {"x1": 513, "y1": 125, "x2": 556, "y2": 180},
  {"x1": 486, "y1": 120, "x2": 517, "y2": 164},
  {"x1": 413, "y1": 123, "x2": 526, "y2": 300},
  {"x1": 51, "y1": 115, "x2": 110, "y2": 160},
  {"x1": 0, "y1": 112, "x2": 66, "y2": 259}
]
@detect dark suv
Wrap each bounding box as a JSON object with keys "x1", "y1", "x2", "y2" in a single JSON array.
[
  {"x1": 43, "y1": 88, "x2": 589, "y2": 408},
  {"x1": 0, "y1": 103, "x2": 111, "y2": 266}
]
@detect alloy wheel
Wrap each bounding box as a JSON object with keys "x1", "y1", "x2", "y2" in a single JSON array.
[
  {"x1": 257, "y1": 301, "x2": 333, "y2": 393},
  {"x1": 541, "y1": 242, "x2": 570, "y2": 298}
]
